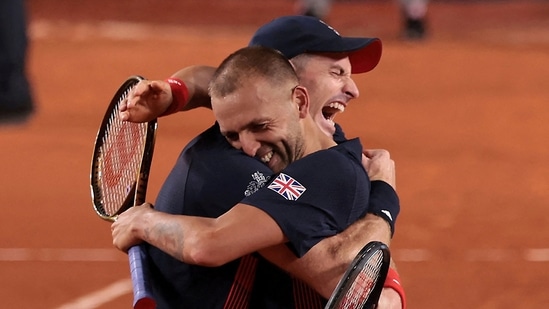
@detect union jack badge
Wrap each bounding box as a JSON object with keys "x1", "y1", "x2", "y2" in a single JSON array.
[{"x1": 267, "y1": 173, "x2": 307, "y2": 201}]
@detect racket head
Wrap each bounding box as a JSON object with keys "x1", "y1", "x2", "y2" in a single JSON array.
[
  {"x1": 325, "y1": 241, "x2": 391, "y2": 309},
  {"x1": 90, "y1": 75, "x2": 157, "y2": 221}
]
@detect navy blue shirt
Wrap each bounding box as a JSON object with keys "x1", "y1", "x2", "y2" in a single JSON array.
[
  {"x1": 148, "y1": 122, "x2": 398, "y2": 308},
  {"x1": 242, "y1": 138, "x2": 370, "y2": 257},
  {"x1": 148, "y1": 123, "x2": 322, "y2": 308}
]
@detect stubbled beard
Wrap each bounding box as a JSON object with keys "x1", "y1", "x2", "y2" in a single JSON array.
[{"x1": 283, "y1": 133, "x2": 305, "y2": 169}]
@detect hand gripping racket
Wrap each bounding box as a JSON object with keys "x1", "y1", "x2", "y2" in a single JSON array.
[
  {"x1": 90, "y1": 75, "x2": 157, "y2": 309},
  {"x1": 325, "y1": 241, "x2": 391, "y2": 309}
]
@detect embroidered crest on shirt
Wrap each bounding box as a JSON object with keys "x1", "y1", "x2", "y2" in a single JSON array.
[
  {"x1": 267, "y1": 173, "x2": 307, "y2": 201},
  {"x1": 244, "y1": 171, "x2": 271, "y2": 197}
]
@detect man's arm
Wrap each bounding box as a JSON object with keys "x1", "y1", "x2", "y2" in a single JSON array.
[
  {"x1": 257, "y1": 202, "x2": 403, "y2": 307},
  {"x1": 111, "y1": 201, "x2": 394, "y2": 299},
  {"x1": 119, "y1": 65, "x2": 215, "y2": 122},
  {"x1": 111, "y1": 202, "x2": 287, "y2": 267},
  {"x1": 258, "y1": 213, "x2": 392, "y2": 296}
]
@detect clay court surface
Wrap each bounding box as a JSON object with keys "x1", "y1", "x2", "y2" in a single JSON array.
[{"x1": 1, "y1": 0, "x2": 548, "y2": 308}]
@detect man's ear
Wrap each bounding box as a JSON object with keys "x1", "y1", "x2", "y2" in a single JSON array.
[{"x1": 292, "y1": 85, "x2": 309, "y2": 118}]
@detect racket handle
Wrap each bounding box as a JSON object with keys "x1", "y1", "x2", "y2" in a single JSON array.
[{"x1": 128, "y1": 245, "x2": 156, "y2": 309}]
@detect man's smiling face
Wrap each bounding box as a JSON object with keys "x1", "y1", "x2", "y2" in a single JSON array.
[{"x1": 291, "y1": 52, "x2": 359, "y2": 137}]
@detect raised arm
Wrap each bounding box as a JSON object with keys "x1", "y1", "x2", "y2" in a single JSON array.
[{"x1": 119, "y1": 65, "x2": 215, "y2": 122}]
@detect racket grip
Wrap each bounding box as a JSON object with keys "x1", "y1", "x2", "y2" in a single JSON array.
[{"x1": 128, "y1": 245, "x2": 156, "y2": 309}]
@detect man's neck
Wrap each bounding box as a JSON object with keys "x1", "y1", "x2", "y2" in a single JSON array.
[{"x1": 302, "y1": 118, "x2": 338, "y2": 157}]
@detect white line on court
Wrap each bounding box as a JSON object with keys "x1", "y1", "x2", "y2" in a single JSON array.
[
  {"x1": 1, "y1": 248, "x2": 549, "y2": 262},
  {"x1": 55, "y1": 279, "x2": 132, "y2": 309},
  {"x1": 28, "y1": 19, "x2": 549, "y2": 46},
  {"x1": 524, "y1": 248, "x2": 549, "y2": 262},
  {"x1": 29, "y1": 19, "x2": 242, "y2": 42},
  {"x1": 395, "y1": 248, "x2": 549, "y2": 262},
  {"x1": 0, "y1": 248, "x2": 125, "y2": 262}
]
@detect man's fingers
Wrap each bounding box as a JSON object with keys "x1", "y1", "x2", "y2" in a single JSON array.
[
  {"x1": 119, "y1": 110, "x2": 130, "y2": 121},
  {"x1": 363, "y1": 149, "x2": 381, "y2": 159},
  {"x1": 363, "y1": 149, "x2": 390, "y2": 159},
  {"x1": 149, "y1": 80, "x2": 162, "y2": 91},
  {"x1": 361, "y1": 153, "x2": 371, "y2": 169}
]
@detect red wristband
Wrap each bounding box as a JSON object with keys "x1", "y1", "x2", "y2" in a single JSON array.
[
  {"x1": 384, "y1": 268, "x2": 407, "y2": 309},
  {"x1": 160, "y1": 78, "x2": 189, "y2": 117}
]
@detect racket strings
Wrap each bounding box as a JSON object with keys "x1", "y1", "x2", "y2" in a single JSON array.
[
  {"x1": 338, "y1": 251, "x2": 384, "y2": 309},
  {"x1": 97, "y1": 87, "x2": 147, "y2": 216}
]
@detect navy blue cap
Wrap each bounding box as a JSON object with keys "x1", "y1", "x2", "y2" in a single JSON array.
[{"x1": 249, "y1": 15, "x2": 382, "y2": 74}]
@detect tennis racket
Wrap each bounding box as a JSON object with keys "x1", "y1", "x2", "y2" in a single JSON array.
[
  {"x1": 324, "y1": 241, "x2": 390, "y2": 309},
  {"x1": 90, "y1": 75, "x2": 157, "y2": 309}
]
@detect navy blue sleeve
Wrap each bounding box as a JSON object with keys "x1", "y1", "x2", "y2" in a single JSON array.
[
  {"x1": 333, "y1": 126, "x2": 401, "y2": 235},
  {"x1": 241, "y1": 140, "x2": 370, "y2": 257}
]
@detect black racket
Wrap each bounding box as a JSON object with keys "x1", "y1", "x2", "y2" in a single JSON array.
[
  {"x1": 90, "y1": 75, "x2": 157, "y2": 309},
  {"x1": 324, "y1": 241, "x2": 391, "y2": 309}
]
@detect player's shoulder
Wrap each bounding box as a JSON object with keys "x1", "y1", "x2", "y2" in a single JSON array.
[
  {"x1": 284, "y1": 138, "x2": 364, "y2": 182},
  {"x1": 311, "y1": 138, "x2": 363, "y2": 166}
]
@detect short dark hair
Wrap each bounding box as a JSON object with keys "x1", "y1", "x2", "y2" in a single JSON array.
[{"x1": 209, "y1": 46, "x2": 299, "y2": 99}]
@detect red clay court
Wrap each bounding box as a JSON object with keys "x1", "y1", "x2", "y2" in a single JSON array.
[{"x1": 1, "y1": 0, "x2": 548, "y2": 308}]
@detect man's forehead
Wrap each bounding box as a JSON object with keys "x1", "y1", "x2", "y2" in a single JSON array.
[
  {"x1": 295, "y1": 51, "x2": 349, "y2": 63},
  {"x1": 213, "y1": 78, "x2": 292, "y2": 119},
  {"x1": 313, "y1": 51, "x2": 350, "y2": 60},
  {"x1": 214, "y1": 94, "x2": 273, "y2": 129},
  {"x1": 296, "y1": 53, "x2": 352, "y2": 71},
  {"x1": 218, "y1": 110, "x2": 273, "y2": 135}
]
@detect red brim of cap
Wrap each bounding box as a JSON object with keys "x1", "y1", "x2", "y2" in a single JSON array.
[{"x1": 349, "y1": 39, "x2": 383, "y2": 74}]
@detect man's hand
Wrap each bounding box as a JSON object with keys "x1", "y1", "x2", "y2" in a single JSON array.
[
  {"x1": 378, "y1": 287, "x2": 404, "y2": 309},
  {"x1": 119, "y1": 80, "x2": 173, "y2": 122},
  {"x1": 111, "y1": 203, "x2": 154, "y2": 252},
  {"x1": 362, "y1": 149, "x2": 396, "y2": 190},
  {"x1": 118, "y1": 66, "x2": 216, "y2": 122}
]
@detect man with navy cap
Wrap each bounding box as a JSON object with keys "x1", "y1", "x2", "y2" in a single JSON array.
[{"x1": 117, "y1": 16, "x2": 405, "y2": 309}]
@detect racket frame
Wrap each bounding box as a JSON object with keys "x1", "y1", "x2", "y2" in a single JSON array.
[
  {"x1": 325, "y1": 241, "x2": 391, "y2": 309},
  {"x1": 89, "y1": 75, "x2": 158, "y2": 309},
  {"x1": 90, "y1": 75, "x2": 157, "y2": 221}
]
